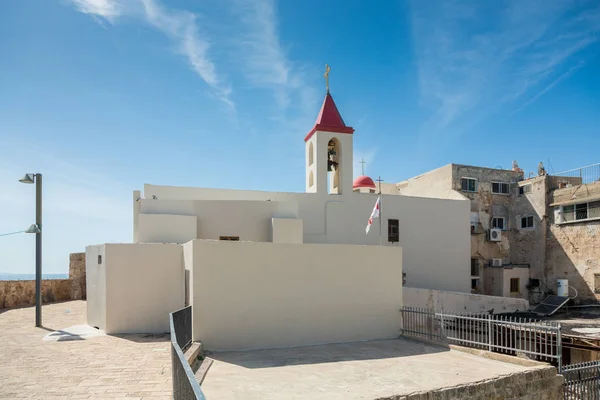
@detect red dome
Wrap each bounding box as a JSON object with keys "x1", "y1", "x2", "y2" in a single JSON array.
[{"x1": 353, "y1": 175, "x2": 376, "y2": 189}]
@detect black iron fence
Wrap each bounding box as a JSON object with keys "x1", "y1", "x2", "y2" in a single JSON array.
[
  {"x1": 563, "y1": 360, "x2": 600, "y2": 400},
  {"x1": 170, "y1": 306, "x2": 206, "y2": 400}
]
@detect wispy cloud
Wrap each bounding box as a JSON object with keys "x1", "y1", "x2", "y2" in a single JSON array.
[
  {"x1": 513, "y1": 61, "x2": 586, "y2": 114},
  {"x1": 232, "y1": 0, "x2": 318, "y2": 113},
  {"x1": 69, "y1": 0, "x2": 233, "y2": 108},
  {"x1": 410, "y1": 0, "x2": 600, "y2": 136},
  {"x1": 71, "y1": 0, "x2": 122, "y2": 22}
]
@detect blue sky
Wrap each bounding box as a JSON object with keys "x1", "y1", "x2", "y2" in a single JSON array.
[{"x1": 1, "y1": 0, "x2": 599, "y2": 274}]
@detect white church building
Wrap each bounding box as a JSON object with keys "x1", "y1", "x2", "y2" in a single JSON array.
[{"x1": 86, "y1": 88, "x2": 471, "y2": 351}]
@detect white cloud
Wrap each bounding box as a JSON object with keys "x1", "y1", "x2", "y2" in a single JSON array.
[
  {"x1": 410, "y1": 0, "x2": 600, "y2": 136},
  {"x1": 71, "y1": 0, "x2": 122, "y2": 21},
  {"x1": 232, "y1": 0, "x2": 318, "y2": 112},
  {"x1": 69, "y1": 0, "x2": 233, "y2": 108}
]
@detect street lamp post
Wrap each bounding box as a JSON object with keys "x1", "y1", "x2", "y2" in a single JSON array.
[{"x1": 19, "y1": 173, "x2": 43, "y2": 327}]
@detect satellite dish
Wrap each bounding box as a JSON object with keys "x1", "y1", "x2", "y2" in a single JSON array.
[{"x1": 538, "y1": 162, "x2": 546, "y2": 176}]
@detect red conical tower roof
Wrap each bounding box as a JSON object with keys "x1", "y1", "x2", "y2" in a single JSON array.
[{"x1": 304, "y1": 92, "x2": 354, "y2": 142}]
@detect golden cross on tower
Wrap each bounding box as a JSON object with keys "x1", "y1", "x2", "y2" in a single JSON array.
[{"x1": 324, "y1": 64, "x2": 331, "y2": 92}]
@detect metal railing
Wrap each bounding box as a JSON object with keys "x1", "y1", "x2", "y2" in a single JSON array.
[
  {"x1": 170, "y1": 306, "x2": 206, "y2": 400},
  {"x1": 400, "y1": 307, "x2": 562, "y2": 370},
  {"x1": 563, "y1": 360, "x2": 600, "y2": 400},
  {"x1": 553, "y1": 163, "x2": 600, "y2": 186}
]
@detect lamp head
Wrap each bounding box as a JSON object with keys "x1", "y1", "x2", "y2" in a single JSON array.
[
  {"x1": 19, "y1": 174, "x2": 35, "y2": 184},
  {"x1": 25, "y1": 224, "x2": 41, "y2": 234}
]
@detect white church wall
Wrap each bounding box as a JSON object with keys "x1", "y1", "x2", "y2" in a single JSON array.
[
  {"x1": 271, "y1": 218, "x2": 303, "y2": 243},
  {"x1": 144, "y1": 184, "x2": 284, "y2": 201},
  {"x1": 86, "y1": 243, "x2": 184, "y2": 334},
  {"x1": 403, "y1": 286, "x2": 530, "y2": 313},
  {"x1": 138, "y1": 199, "x2": 298, "y2": 243},
  {"x1": 138, "y1": 214, "x2": 197, "y2": 243},
  {"x1": 307, "y1": 193, "x2": 470, "y2": 293},
  {"x1": 183, "y1": 240, "x2": 194, "y2": 307},
  {"x1": 86, "y1": 244, "x2": 106, "y2": 330},
  {"x1": 136, "y1": 184, "x2": 471, "y2": 293},
  {"x1": 188, "y1": 240, "x2": 403, "y2": 351}
]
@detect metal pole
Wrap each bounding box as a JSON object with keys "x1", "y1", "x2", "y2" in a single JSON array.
[
  {"x1": 377, "y1": 176, "x2": 383, "y2": 246},
  {"x1": 557, "y1": 323, "x2": 562, "y2": 373},
  {"x1": 35, "y1": 174, "x2": 42, "y2": 327}
]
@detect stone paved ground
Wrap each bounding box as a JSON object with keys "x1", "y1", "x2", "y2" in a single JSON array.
[
  {"x1": 0, "y1": 301, "x2": 172, "y2": 399},
  {"x1": 201, "y1": 338, "x2": 537, "y2": 400}
]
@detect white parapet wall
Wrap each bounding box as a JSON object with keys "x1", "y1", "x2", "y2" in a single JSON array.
[
  {"x1": 186, "y1": 240, "x2": 403, "y2": 351},
  {"x1": 403, "y1": 286, "x2": 530, "y2": 314}
]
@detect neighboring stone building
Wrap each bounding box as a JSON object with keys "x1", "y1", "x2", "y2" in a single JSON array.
[
  {"x1": 396, "y1": 163, "x2": 526, "y2": 297},
  {"x1": 395, "y1": 161, "x2": 600, "y2": 304},
  {"x1": 546, "y1": 176, "x2": 600, "y2": 303}
]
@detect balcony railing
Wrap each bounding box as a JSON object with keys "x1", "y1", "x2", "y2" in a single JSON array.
[{"x1": 553, "y1": 163, "x2": 600, "y2": 187}]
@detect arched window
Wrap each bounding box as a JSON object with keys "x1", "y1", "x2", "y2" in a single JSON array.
[
  {"x1": 308, "y1": 142, "x2": 314, "y2": 166},
  {"x1": 327, "y1": 138, "x2": 341, "y2": 194},
  {"x1": 308, "y1": 170, "x2": 314, "y2": 188}
]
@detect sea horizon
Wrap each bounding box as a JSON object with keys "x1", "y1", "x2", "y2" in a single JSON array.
[{"x1": 0, "y1": 273, "x2": 69, "y2": 281}]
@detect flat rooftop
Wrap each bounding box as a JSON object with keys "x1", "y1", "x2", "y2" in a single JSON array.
[{"x1": 201, "y1": 338, "x2": 539, "y2": 400}]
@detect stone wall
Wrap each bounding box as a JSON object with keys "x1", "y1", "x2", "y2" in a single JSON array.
[
  {"x1": 544, "y1": 181, "x2": 600, "y2": 303},
  {"x1": 69, "y1": 252, "x2": 86, "y2": 300},
  {"x1": 0, "y1": 252, "x2": 86, "y2": 308},
  {"x1": 547, "y1": 221, "x2": 600, "y2": 303},
  {"x1": 384, "y1": 365, "x2": 563, "y2": 400}
]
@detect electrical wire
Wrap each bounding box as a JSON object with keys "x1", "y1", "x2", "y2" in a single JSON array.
[{"x1": 0, "y1": 230, "x2": 26, "y2": 237}]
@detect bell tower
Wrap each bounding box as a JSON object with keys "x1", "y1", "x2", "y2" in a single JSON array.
[{"x1": 305, "y1": 65, "x2": 354, "y2": 195}]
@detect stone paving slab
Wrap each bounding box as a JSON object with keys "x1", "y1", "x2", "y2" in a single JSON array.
[
  {"x1": 0, "y1": 301, "x2": 172, "y2": 399},
  {"x1": 201, "y1": 338, "x2": 536, "y2": 400}
]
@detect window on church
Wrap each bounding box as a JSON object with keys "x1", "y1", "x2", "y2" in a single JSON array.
[
  {"x1": 388, "y1": 219, "x2": 399, "y2": 243},
  {"x1": 219, "y1": 236, "x2": 239, "y2": 241}
]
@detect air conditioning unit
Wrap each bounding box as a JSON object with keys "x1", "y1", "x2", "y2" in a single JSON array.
[
  {"x1": 489, "y1": 228, "x2": 502, "y2": 242},
  {"x1": 491, "y1": 258, "x2": 503, "y2": 267}
]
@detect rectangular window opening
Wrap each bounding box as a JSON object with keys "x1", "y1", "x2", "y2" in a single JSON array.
[
  {"x1": 575, "y1": 203, "x2": 588, "y2": 220},
  {"x1": 519, "y1": 184, "x2": 532, "y2": 195},
  {"x1": 520, "y1": 216, "x2": 534, "y2": 229},
  {"x1": 388, "y1": 219, "x2": 399, "y2": 243},
  {"x1": 492, "y1": 217, "x2": 506, "y2": 230},
  {"x1": 471, "y1": 279, "x2": 480, "y2": 291},
  {"x1": 461, "y1": 178, "x2": 477, "y2": 192},
  {"x1": 492, "y1": 181, "x2": 510, "y2": 195},
  {"x1": 219, "y1": 236, "x2": 240, "y2": 241},
  {"x1": 470, "y1": 258, "x2": 479, "y2": 277},
  {"x1": 510, "y1": 278, "x2": 520, "y2": 294}
]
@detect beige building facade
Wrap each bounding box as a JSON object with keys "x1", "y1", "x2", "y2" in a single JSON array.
[
  {"x1": 396, "y1": 161, "x2": 600, "y2": 304},
  {"x1": 397, "y1": 163, "x2": 526, "y2": 297}
]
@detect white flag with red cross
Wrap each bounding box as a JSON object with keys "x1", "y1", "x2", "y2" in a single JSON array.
[{"x1": 365, "y1": 196, "x2": 381, "y2": 234}]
